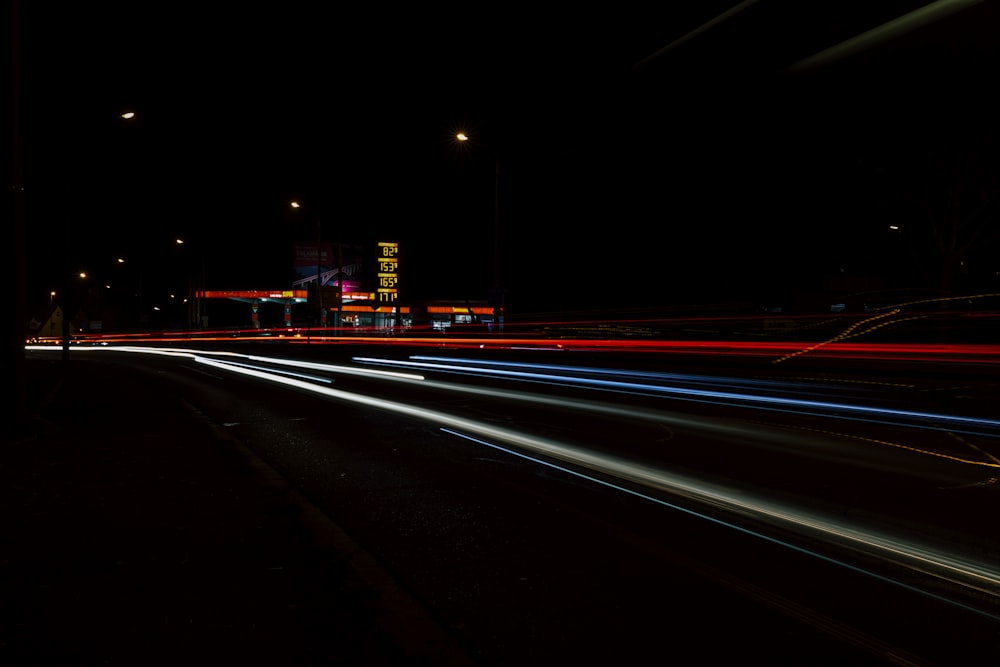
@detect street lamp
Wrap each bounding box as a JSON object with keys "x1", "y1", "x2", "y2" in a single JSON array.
[
  {"x1": 290, "y1": 200, "x2": 340, "y2": 331},
  {"x1": 290, "y1": 201, "x2": 324, "y2": 325},
  {"x1": 177, "y1": 238, "x2": 208, "y2": 329},
  {"x1": 455, "y1": 132, "x2": 503, "y2": 328},
  {"x1": 53, "y1": 110, "x2": 140, "y2": 361},
  {"x1": 174, "y1": 237, "x2": 205, "y2": 329},
  {"x1": 455, "y1": 132, "x2": 499, "y2": 289}
]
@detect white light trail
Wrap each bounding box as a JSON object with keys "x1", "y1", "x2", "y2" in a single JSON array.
[
  {"x1": 245, "y1": 354, "x2": 425, "y2": 381},
  {"x1": 194, "y1": 354, "x2": 1000, "y2": 613},
  {"x1": 443, "y1": 428, "x2": 1000, "y2": 620},
  {"x1": 787, "y1": 0, "x2": 984, "y2": 73},
  {"x1": 27, "y1": 344, "x2": 1000, "y2": 615},
  {"x1": 408, "y1": 354, "x2": 865, "y2": 397},
  {"x1": 353, "y1": 355, "x2": 1000, "y2": 438},
  {"x1": 33, "y1": 345, "x2": 999, "y2": 469},
  {"x1": 211, "y1": 358, "x2": 334, "y2": 384}
]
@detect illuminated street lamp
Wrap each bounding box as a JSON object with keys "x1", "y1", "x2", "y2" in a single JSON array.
[
  {"x1": 290, "y1": 200, "x2": 340, "y2": 331},
  {"x1": 290, "y1": 200, "x2": 324, "y2": 322},
  {"x1": 456, "y1": 132, "x2": 498, "y2": 290},
  {"x1": 174, "y1": 237, "x2": 205, "y2": 329},
  {"x1": 455, "y1": 132, "x2": 503, "y2": 328},
  {"x1": 56, "y1": 110, "x2": 140, "y2": 359}
]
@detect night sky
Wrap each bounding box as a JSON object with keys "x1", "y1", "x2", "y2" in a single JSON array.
[{"x1": 9, "y1": 1, "x2": 1000, "y2": 319}]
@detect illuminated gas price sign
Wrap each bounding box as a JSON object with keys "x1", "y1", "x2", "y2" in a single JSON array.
[{"x1": 376, "y1": 241, "x2": 399, "y2": 304}]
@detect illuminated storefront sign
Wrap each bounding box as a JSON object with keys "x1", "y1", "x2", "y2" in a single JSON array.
[
  {"x1": 197, "y1": 290, "x2": 308, "y2": 300},
  {"x1": 426, "y1": 305, "x2": 494, "y2": 315}
]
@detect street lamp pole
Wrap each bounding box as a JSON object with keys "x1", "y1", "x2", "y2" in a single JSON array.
[
  {"x1": 316, "y1": 213, "x2": 325, "y2": 327},
  {"x1": 493, "y1": 156, "x2": 499, "y2": 293},
  {"x1": 291, "y1": 200, "x2": 330, "y2": 330},
  {"x1": 457, "y1": 132, "x2": 503, "y2": 329},
  {"x1": 175, "y1": 238, "x2": 199, "y2": 330},
  {"x1": 60, "y1": 264, "x2": 70, "y2": 362},
  {"x1": 188, "y1": 251, "x2": 206, "y2": 329}
]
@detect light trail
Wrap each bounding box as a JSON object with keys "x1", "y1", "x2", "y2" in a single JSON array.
[
  {"x1": 353, "y1": 355, "x2": 1000, "y2": 439},
  {"x1": 189, "y1": 356, "x2": 1000, "y2": 615},
  {"x1": 190, "y1": 354, "x2": 1000, "y2": 602},
  {"x1": 443, "y1": 428, "x2": 1000, "y2": 621},
  {"x1": 205, "y1": 358, "x2": 334, "y2": 384},
  {"x1": 244, "y1": 354, "x2": 425, "y2": 381},
  {"x1": 30, "y1": 344, "x2": 999, "y2": 468},
  {"x1": 412, "y1": 354, "x2": 874, "y2": 394},
  {"x1": 787, "y1": 0, "x2": 985, "y2": 73},
  {"x1": 29, "y1": 330, "x2": 1000, "y2": 365},
  {"x1": 26, "y1": 345, "x2": 1000, "y2": 616},
  {"x1": 349, "y1": 357, "x2": 998, "y2": 471},
  {"x1": 24, "y1": 344, "x2": 424, "y2": 381}
]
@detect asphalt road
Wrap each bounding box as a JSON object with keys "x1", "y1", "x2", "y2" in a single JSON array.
[{"x1": 24, "y1": 343, "x2": 1000, "y2": 665}]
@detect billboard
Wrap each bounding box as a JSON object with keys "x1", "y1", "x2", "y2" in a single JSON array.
[
  {"x1": 291, "y1": 241, "x2": 365, "y2": 296},
  {"x1": 292, "y1": 241, "x2": 334, "y2": 284}
]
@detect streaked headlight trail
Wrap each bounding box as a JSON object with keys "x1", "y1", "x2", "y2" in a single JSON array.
[
  {"x1": 28, "y1": 345, "x2": 1000, "y2": 620},
  {"x1": 353, "y1": 355, "x2": 1000, "y2": 438}
]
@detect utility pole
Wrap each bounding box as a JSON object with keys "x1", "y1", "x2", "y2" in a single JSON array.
[
  {"x1": 10, "y1": 0, "x2": 28, "y2": 436},
  {"x1": 316, "y1": 216, "x2": 325, "y2": 328}
]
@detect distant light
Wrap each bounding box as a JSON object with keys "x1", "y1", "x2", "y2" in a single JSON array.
[
  {"x1": 121, "y1": 111, "x2": 135, "y2": 120},
  {"x1": 889, "y1": 225, "x2": 900, "y2": 231},
  {"x1": 117, "y1": 257, "x2": 125, "y2": 263},
  {"x1": 176, "y1": 238, "x2": 184, "y2": 245},
  {"x1": 456, "y1": 133, "x2": 469, "y2": 141},
  {"x1": 78, "y1": 272, "x2": 87, "y2": 279},
  {"x1": 290, "y1": 201, "x2": 301, "y2": 208}
]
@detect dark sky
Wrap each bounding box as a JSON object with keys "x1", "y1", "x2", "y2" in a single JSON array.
[{"x1": 9, "y1": 1, "x2": 1000, "y2": 316}]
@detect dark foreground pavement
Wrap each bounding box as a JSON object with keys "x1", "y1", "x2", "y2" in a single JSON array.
[{"x1": 2, "y1": 354, "x2": 475, "y2": 666}]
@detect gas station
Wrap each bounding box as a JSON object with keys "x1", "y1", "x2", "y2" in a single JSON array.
[
  {"x1": 30, "y1": 238, "x2": 502, "y2": 341},
  {"x1": 193, "y1": 289, "x2": 406, "y2": 330},
  {"x1": 193, "y1": 240, "x2": 501, "y2": 332}
]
